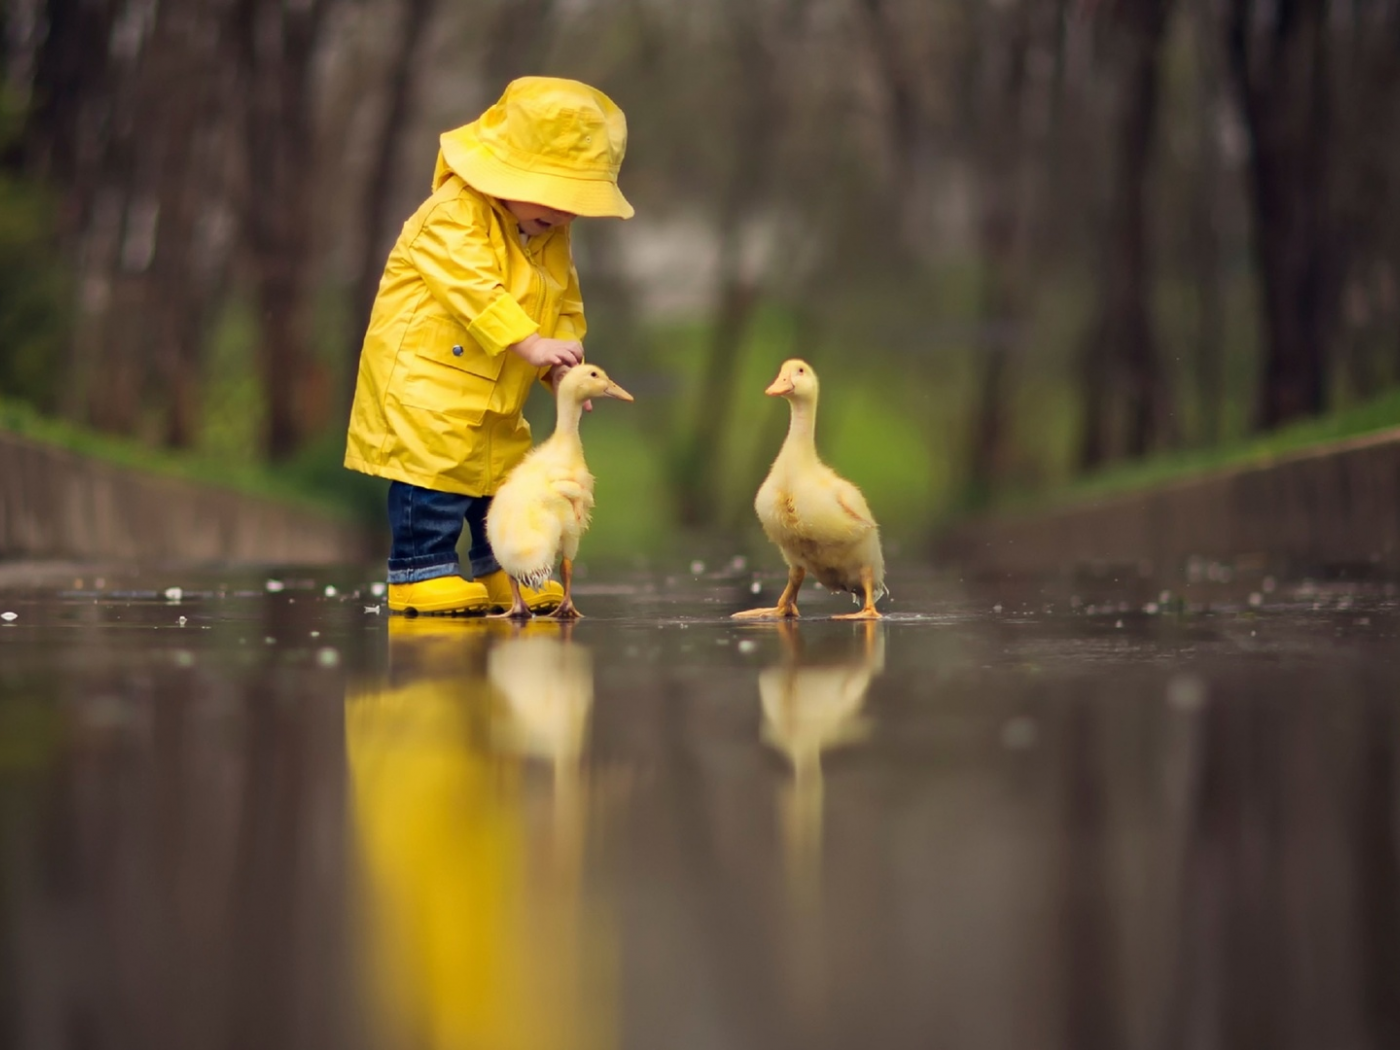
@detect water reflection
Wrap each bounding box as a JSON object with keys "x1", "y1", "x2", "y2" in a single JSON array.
[
  {"x1": 759, "y1": 621, "x2": 885, "y2": 906},
  {"x1": 345, "y1": 619, "x2": 613, "y2": 1050}
]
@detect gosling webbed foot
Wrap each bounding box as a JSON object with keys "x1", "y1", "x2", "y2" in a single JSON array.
[
  {"x1": 488, "y1": 577, "x2": 533, "y2": 620},
  {"x1": 546, "y1": 601, "x2": 583, "y2": 621},
  {"x1": 832, "y1": 609, "x2": 882, "y2": 621},
  {"x1": 731, "y1": 604, "x2": 800, "y2": 621}
]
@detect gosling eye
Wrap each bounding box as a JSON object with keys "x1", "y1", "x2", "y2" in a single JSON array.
[{"x1": 590, "y1": 370, "x2": 600, "y2": 377}]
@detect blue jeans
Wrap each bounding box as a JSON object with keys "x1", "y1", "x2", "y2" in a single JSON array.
[{"x1": 386, "y1": 481, "x2": 501, "y2": 584}]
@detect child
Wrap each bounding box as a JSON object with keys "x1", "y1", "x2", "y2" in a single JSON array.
[{"x1": 345, "y1": 77, "x2": 633, "y2": 615}]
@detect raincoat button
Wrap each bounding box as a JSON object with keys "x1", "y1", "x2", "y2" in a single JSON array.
[{"x1": 452, "y1": 345, "x2": 464, "y2": 356}]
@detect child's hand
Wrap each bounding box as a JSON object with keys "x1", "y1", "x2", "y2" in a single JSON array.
[
  {"x1": 510, "y1": 333, "x2": 584, "y2": 369},
  {"x1": 548, "y1": 363, "x2": 593, "y2": 412}
]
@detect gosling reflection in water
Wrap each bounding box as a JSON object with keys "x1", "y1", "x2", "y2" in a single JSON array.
[
  {"x1": 759, "y1": 621, "x2": 886, "y2": 905},
  {"x1": 345, "y1": 618, "x2": 613, "y2": 1050}
]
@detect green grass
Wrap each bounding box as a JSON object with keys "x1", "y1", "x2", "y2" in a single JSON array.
[{"x1": 1005, "y1": 386, "x2": 1400, "y2": 514}]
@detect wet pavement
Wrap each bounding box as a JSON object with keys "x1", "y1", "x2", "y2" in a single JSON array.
[{"x1": 1, "y1": 562, "x2": 1399, "y2": 1050}]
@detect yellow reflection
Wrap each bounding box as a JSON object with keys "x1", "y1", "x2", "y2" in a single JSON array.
[
  {"x1": 759, "y1": 621, "x2": 886, "y2": 905},
  {"x1": 346, "y1": 617, "x2": 613, "y2": 1050}
]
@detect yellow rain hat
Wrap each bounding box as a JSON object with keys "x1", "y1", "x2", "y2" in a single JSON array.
[{"x1": 435, "y1": 76, "x2": 633, "y2": 219}]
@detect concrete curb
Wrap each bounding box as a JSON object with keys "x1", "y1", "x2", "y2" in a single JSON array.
[
  {"x1": 0, "y1": 432, "x2": 372, "y2": 565},
  {"x1": 939, "y1": 426, "x2": 1400, "y2": 578}
]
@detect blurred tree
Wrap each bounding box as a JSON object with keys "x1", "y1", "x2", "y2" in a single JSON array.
[
  {"x1": 1185, "y1": 0, "x2": 1229, "y2": 447},
  {"x1": 232, "y1": 0, "x2": 335, "y2": 462},
  {"x1": 958, "y1": 0, "x2": 1036, "y2": 508},
  {"x1": 1079, "y1": 0, "x2": 1178, "y2": 469},
  {"x1": 0, "y1": 100, "x2": 69, "y2": 410},
  {"x1": 1328, "y1": 1, "x2": 1400, "y2": 399},
  {"x1": 350, "y1": 0, "x2": 441, "y2": 397},
  {"x1": 130, "y1": 0, "x2": 235, "y2": 448},
  {"x1": 1225, "y1": 0, "x2": 1335, "y2": 429},
  {"x1": 671, "y1": 0, "x2": 798, "y2": 531}
]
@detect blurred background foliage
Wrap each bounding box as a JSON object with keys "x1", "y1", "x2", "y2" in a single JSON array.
[{"x1": 1, "y1": 0, "x2": 1398, "y2": 562}]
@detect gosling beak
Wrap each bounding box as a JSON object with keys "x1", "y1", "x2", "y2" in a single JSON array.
[
  {"x1": 604, "y1": 382, "x2": 634, "y2": 402},
  {"x1": 765, "y1": 376, "x2": 794, "y2": 396}
]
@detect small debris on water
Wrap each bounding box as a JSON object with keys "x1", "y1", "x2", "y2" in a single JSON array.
[
  {"x1": 364, "y1": 605, "x2": 381, "y2": 615},
  {"x1": 1159, "y1": 590, "x2": 1171, "y2": 604},
  {"x1": 0, "y1": 612, "x2": 16, "y2": 622},
  {"x1": 737, "y1": 639, "x2": 758, "y2": 654},
  {"x1": 1115, "y1": 619, "x2": 1124, "y2": 629},
  {"x1": 310, "y1": 630, "x2": 321, "y2": 638},
  {"x1": 993, "y1": 604, "x2": 1003, "y2": 614},
  {"x1": 690, "y1": 560, "x2": 706, "y2": 575},
  {"x1": 1248, "y1": 592, "x2": 1263, "y2": 608},
  {"x1": 370, "y1": 582, "x2": 386, "y2": 598},
  {"x1": 264, "y1": 636, "x2": 276, "y2": 645},
  {"x1": 164, "y1": 587, "x2": 183, "y2": 602},
  {"x1": 316, "y1": 648, "x2": 340, "y2": 668},
  {"x1": 172, "y1": 650, "x2": 195, "y2": 669},
  {"x1": 265, "y1": 579, "x2": 285, "y2": 593},
  {"x1": 177, "y1": 616, "x2": 187, "y2": 627},
  {"x1": 729, "y1": 555, "x2": 747, "y2": 572},
  {"x1": 324, "y1": 585, "x2": 338, "y2": 598},
  {"x1": 1357, "y1": 617, "x2": 1371, "y2": 626},
  {"x1": 1143, "y1": 602, "x2": 1159, "y2": 615},
  {"x1": 750, "y1": 581, "x2": 762, "y2": 595}
]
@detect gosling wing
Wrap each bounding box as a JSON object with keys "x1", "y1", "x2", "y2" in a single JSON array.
[{"x1": 798, "y1": 469, "x2": 878, "y2": 544}]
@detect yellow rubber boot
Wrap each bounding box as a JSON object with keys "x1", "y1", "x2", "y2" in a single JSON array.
[
  {"x1": 387, "y1": 576, "x2": 490, "y2": 616},
  {"x1": 476, "y1": 569, "x2": 564, "y2": 613}
]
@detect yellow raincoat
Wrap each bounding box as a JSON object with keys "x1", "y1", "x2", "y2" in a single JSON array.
[{"x1": 344, "y1": 77, "x2": 630, "y2": 496}]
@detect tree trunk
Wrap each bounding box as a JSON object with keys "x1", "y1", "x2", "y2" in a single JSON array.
[
  {"x1": 964, "y1": 0, "x2": 1032, "y2": 507},
  {"x1": 481, "y1": 0, "x2": 559, "y2": 90},
  {"x1": 231, "y1": 0, "x2": 331, "y2": 462},
  {"x1": 349, "y1": 0, "x2": 439, "y2": 403},
  {"x1": 1189, "y1": 0, "x2": 1225, "y2": 447},
  {"x1": 22, "y1": 0, "x2": 119, "y2": 194},
  {"x1": 144, "y1": 0, "x2": 231, "y2": 449},
  {"x1": 855, "y1": 0, "x2": 922, "y2": 217},
  {"x1": 1079, "y1": 0, "x2": 1176, "y2": 468},
  {"x1": 670, "y1": 0, "x2": 787, "y2": 531},
  {"x1": 1225, "y1": 0, "x2": 1334, "y2": 429},
  {"x1": 676, "y1": 225, "x2": 759, "y2": 529},
  {"x1": 1118, "y1": 0, "x2": 1174, "y2": 458}
]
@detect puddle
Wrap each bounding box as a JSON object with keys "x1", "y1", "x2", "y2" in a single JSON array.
[{"x1": 2, "y1": 564, "x2": 1399, "y2": 1048}]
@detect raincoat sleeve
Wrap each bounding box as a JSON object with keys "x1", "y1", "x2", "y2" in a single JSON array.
[
  {"x1": 408, "y1": 199, "x2": 539, "y2": 356},
  {"x1": 553, "y1": 259, "x2": 587, "y2": 344}
]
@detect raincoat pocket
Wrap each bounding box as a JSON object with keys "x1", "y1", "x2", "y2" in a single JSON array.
[{"x1": 399, "y1": 316, "x2": 504, "y2": 422}]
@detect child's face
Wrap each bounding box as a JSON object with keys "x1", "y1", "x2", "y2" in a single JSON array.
[{"x1": 503, "y1": 200, "x2": 576, "y2": 237}]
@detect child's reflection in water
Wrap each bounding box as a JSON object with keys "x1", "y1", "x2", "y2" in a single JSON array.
[{"x1": 346, "y1": 619, "x2": 613, "y2": 1050}]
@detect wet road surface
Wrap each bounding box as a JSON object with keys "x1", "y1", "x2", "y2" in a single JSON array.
[{"x1": 2, "y1": 563, "x2": 1399, "y2": 1049}]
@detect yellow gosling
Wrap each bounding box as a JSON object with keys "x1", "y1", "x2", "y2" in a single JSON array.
[
  {"x1": 486, "y1": 365, "x2": 633, "y2": 620},
  {"x1": 734, "y1": 359, "x2": 886, "y2": 621}
]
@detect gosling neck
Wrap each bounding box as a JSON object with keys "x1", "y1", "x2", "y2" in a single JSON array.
[
  {"x1": 552, "y1": 393, "x2": 586, "y2": 449},
  {"x1": 781, "y1": 394, "x2": 819, "y2": 461}
]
